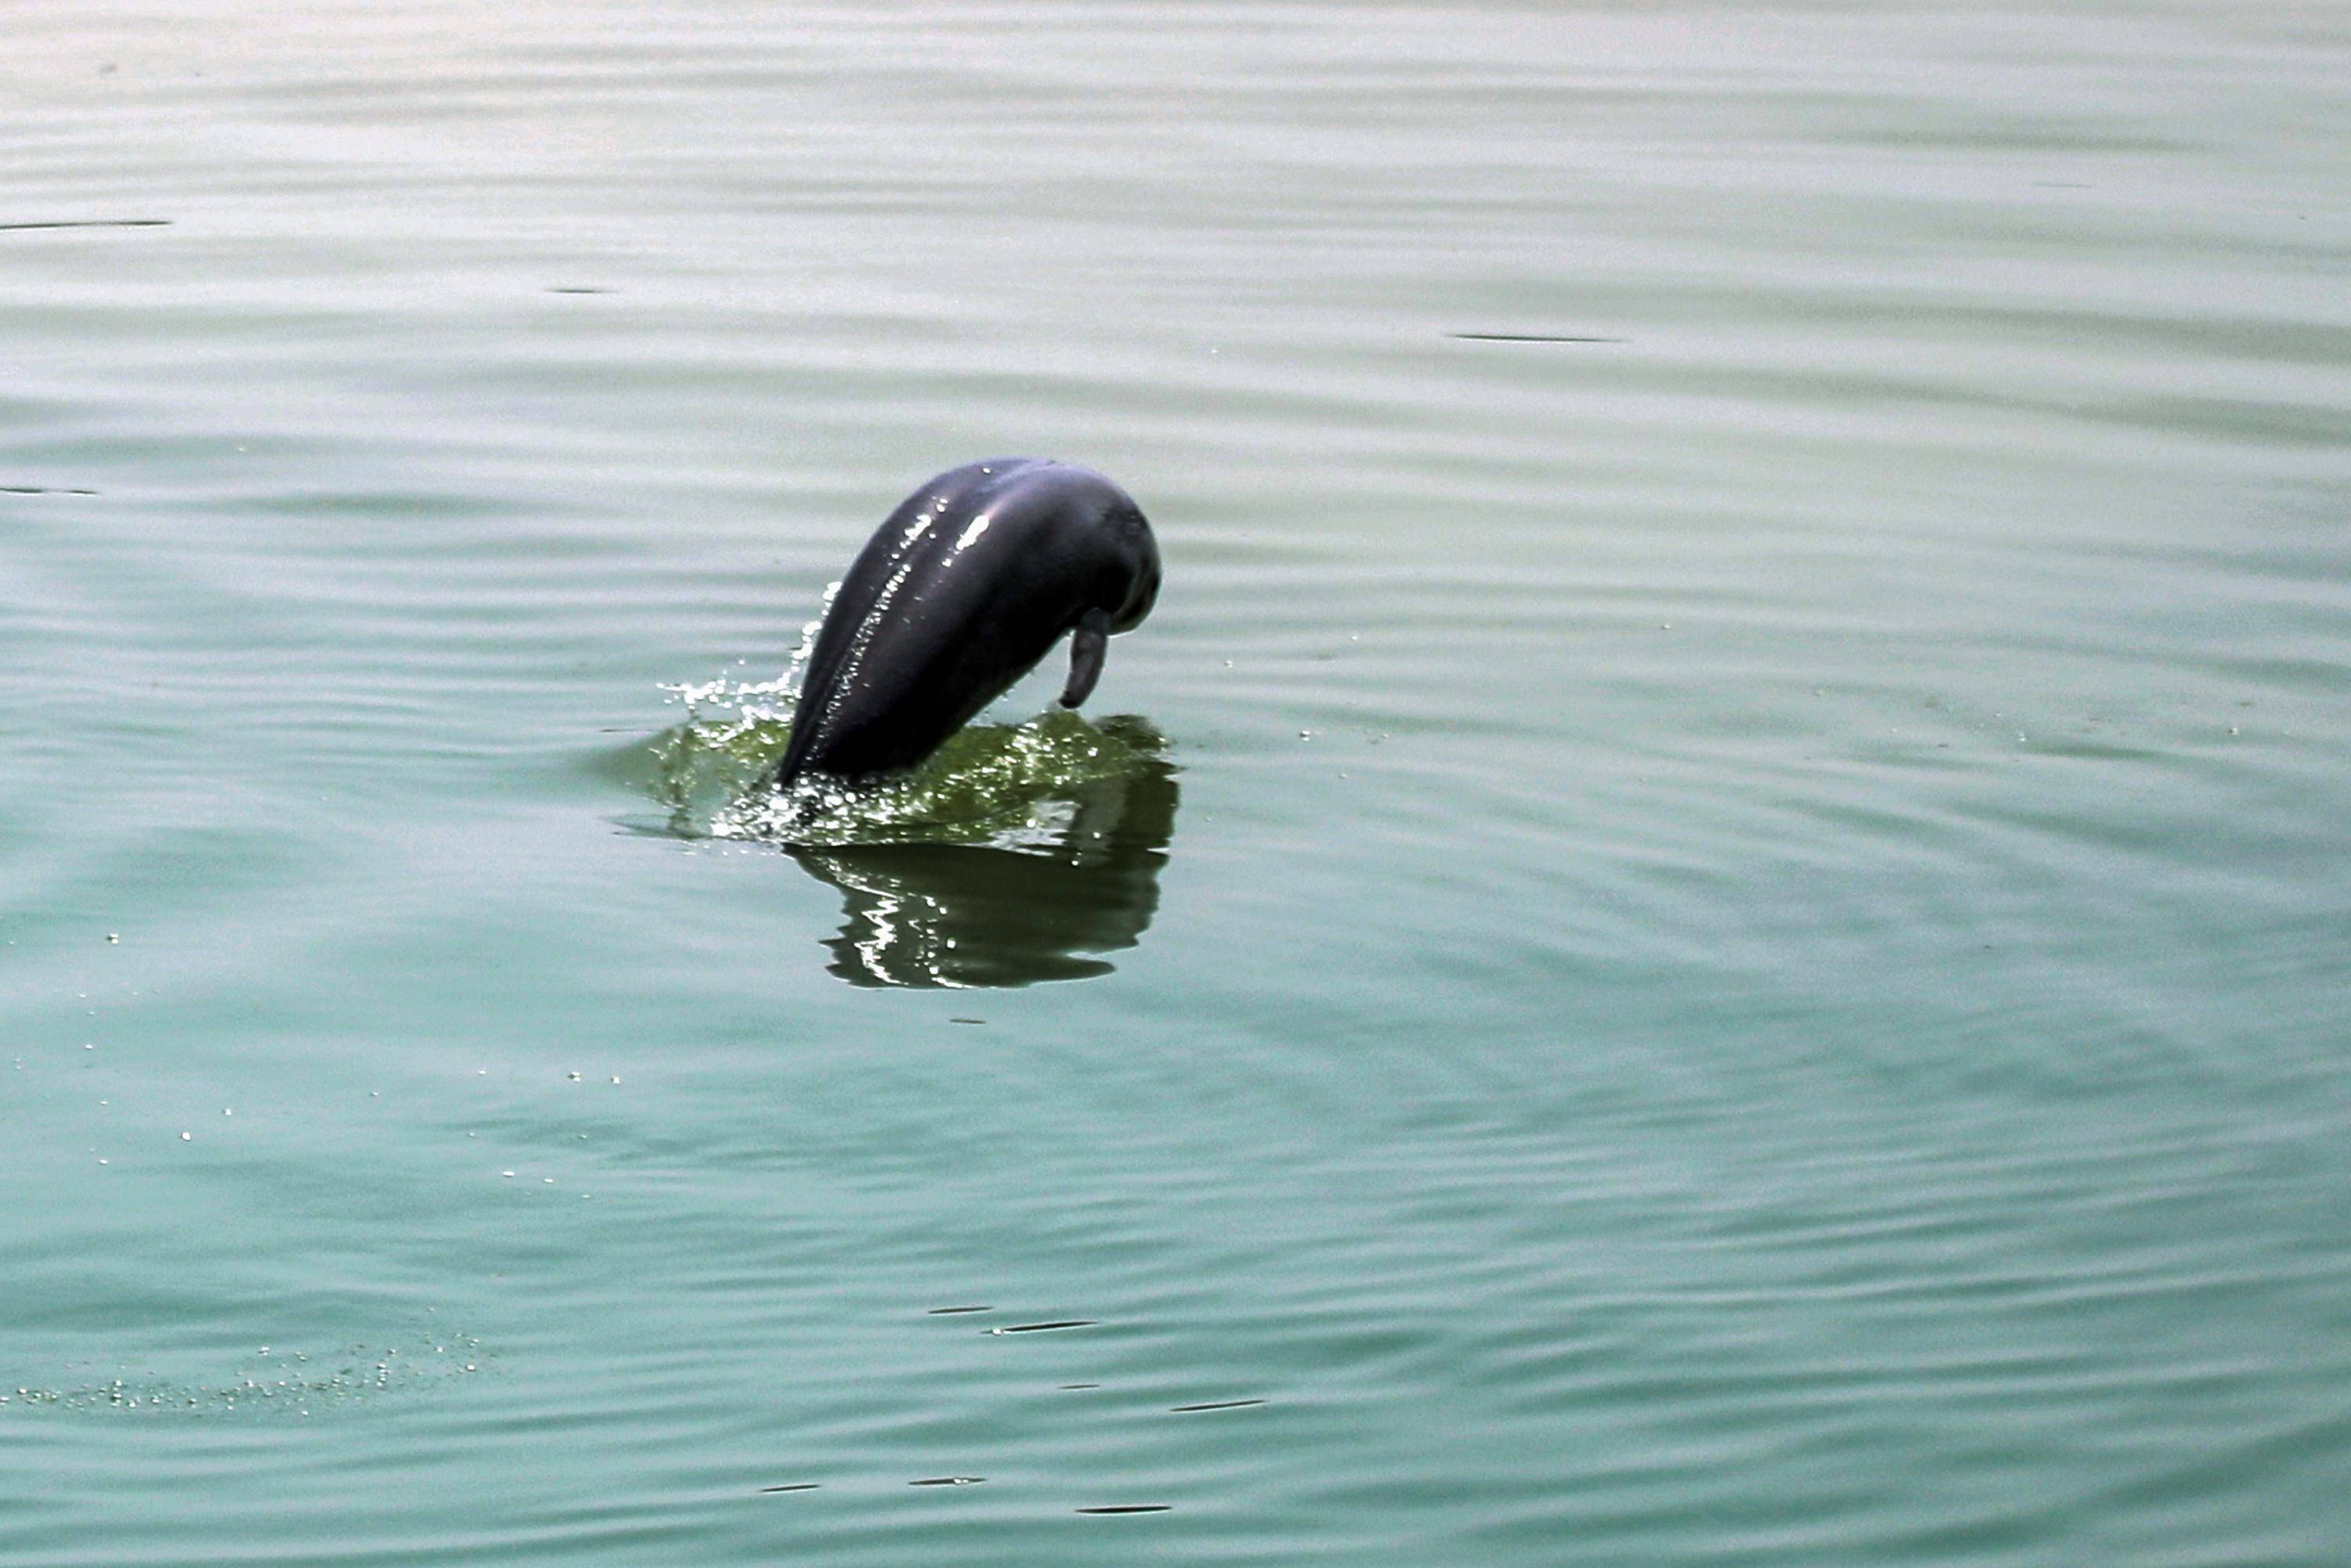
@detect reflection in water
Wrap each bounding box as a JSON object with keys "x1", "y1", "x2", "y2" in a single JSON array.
[
  {"x1": 788, "y1": 757, "x2": 1178, "y2": 989},
  {"x1": 628, "y1": 686, "x2": 1180, "y2": 987}
]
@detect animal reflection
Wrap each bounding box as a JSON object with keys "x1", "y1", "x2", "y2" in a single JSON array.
[{"x1": 788, "y1": 755, "x2": 1177, "y2": 988}]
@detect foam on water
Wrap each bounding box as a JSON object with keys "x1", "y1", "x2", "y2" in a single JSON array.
[{"x1": 4, "y1": 1327, "x2": 490, "y2": 1421}]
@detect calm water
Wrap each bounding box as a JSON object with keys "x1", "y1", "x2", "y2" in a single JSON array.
[{"x1": 6, "y1": 2, "x2": 2350, "y2": 1562}]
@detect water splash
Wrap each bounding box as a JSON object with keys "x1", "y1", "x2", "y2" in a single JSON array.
[
  {"x1": 645, "y1": 671, "x2": 1172, "y2": 850},
  {"x1": 635, "y1": 626, "x2": 1183, "y2": 985}
]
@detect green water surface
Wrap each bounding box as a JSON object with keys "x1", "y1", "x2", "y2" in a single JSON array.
[{"x1": 4, "y1": 3, "x2": 2349, "y2": 1563}]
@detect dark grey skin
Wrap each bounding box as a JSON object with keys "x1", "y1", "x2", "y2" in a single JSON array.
[{"x1": 771, "y1": 458, "x2": 1161, "y2": 787}]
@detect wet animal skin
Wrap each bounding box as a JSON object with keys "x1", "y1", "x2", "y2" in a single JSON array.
[{"x1": 772, "y1": 458, "x2": 1161, "y2": 786}]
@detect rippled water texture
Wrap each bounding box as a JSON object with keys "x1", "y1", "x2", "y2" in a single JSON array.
[{"x1": 5, "y1": 3, "x2": 2349, "y2": 1563}]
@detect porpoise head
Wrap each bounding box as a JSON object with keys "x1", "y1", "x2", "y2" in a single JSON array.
[{"x1": 771, "y1": 459, "x2": 1160, "y2": 788}]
